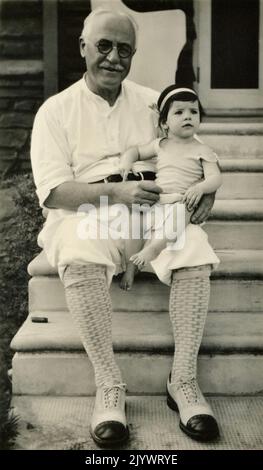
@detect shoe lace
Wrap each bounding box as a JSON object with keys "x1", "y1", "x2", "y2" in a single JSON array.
[
  {"x1": 180, "y1": 378, "x2": 200, "y2": 405},
  {"x1": 103, "y1": 383, "x2": 126, "y2": 409}
]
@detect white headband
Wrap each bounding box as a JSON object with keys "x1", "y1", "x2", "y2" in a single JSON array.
[{"x1": 159, "y1": 87, "x2": 198, "y2": 112}]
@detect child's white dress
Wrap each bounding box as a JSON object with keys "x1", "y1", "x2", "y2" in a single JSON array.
[
  {"x1": 145, "y1": 138, "x2": 220, "y2": 285},
  {"x1": 155, "y1": 137, "x2": 218, "y2": 203}
]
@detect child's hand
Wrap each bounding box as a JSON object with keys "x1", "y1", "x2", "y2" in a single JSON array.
[
  {"x1": 182, "y1": 184, "x2": 204, "y2": 211},
  {"x1": 119, "y1": 152, "x2": 137, "y2": 181},
  {"x1": 119, "y1": 155, "x2": 135, "y2": 181},
  {"x1": 119, "y1": 147, "x2": 140, "y2": 181},
  {"x1": 119, "y1": 166, "x2": 132, "y2": 181}
]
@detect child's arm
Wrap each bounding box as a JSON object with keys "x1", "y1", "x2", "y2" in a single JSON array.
[
  {"x1": 119, "y1": 140, "x2": 157, "y2": 180},
  {"x1": 119, "y1": 146, "x2": 139, "y2": 181},
  {"x1": 182, "y1": 160, "x2": 222, "y2": 211}
]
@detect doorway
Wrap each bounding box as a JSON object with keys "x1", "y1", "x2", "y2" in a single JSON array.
[{"x1": 195, "y1": 0, "x2": 263, "y2": 113}]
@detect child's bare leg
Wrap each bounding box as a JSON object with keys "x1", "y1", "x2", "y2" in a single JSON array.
[
  {"x1": 120, "y1": 211, "x2": 143, "y2": 290},
  {"x1": 130, "y1": 238, "x2": 166, "y2": 269},
  {"x1": 120, "y1": 239, "x2": 143, "y2": 290},
  {"x1": 131, "y1": 204, "x2": 192, "y2": 268}
]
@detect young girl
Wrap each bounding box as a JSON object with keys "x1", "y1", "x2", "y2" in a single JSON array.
[{"x1": 119, "y1": 85, "x2": 222, "y2": 290}]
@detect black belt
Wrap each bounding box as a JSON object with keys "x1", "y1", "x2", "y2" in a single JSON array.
[{"x1": 90, "y1": 171, "x2": 156, "y2": 183}]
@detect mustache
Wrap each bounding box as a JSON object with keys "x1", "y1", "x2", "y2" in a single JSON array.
[{"x1": 100, "y1": 63, "x2": 124, "y2": 72}]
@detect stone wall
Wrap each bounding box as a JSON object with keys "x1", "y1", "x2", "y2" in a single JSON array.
[{"x1": 0, "y1": 0, "x2": 43, "y2": 175}]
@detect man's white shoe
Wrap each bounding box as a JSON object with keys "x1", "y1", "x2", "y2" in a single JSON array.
[
  {"x1": 167, "y1": 376, "x2": 219, "y2": 442},
  {"x1": 90, "y1": 383, "x2": 129, "y2": 446}
]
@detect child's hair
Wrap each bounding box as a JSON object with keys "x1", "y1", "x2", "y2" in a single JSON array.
[{"x1": 157, "y1": 85, "x2": 204, "y2": 127}]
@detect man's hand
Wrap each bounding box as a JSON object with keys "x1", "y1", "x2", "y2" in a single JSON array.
[
  {"x1": 111, "y1": 180, "x2": 162, "y2": 207},
  {"x1": 190, "y1": 192, "x2": 216, "y2": 224}
]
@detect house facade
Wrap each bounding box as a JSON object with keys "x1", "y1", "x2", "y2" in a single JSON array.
[{"x1": 0, "y1": 0, "x2": 261, "y2": 174}]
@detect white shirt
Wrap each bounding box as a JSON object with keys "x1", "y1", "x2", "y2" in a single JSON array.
[{"x1": 31, "y1": 77, "x2": 159, "y2": 248}]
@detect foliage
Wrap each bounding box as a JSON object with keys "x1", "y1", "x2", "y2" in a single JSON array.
[
  {"x1": 0, "y1": 173, "x2": 43, "y2": 325},
  {"x1": 0, "y1": 394, "x2": 20, "y2": 450},
  {"x1": 0, "y1": 172, "x2": 43, "y2": 448}
]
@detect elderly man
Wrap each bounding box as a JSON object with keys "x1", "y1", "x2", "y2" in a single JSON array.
[{"x1": 31, "y1": 8, "x2": 219, "y2": 446}]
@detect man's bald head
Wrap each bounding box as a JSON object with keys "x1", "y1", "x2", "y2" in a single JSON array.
[{"x1": 81, "y1": 8, "x2": 138, "y2": 47}]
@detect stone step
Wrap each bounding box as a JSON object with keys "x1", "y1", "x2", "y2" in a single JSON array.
[
  {"x1": 11, "y1": 310, "x2": 263, "y2": 396},
  {"x1": 220, "y1": 159, "x2": 263, "y2": 172},
  {"x1": 204, "y1": 108, "x2": 263, "y2": 118},
  {"x1": 12, "y1": 350, "x2": 263, "y2": 396},
  {"x1": 28, "y1": 250, "x2": 263, "y2": 313},
  {"x1": 197, "y1": 134, "x2": 263, "y2": 158},
  {"x1": 211, "y1": 200, "x2": 263, "y2": 220},
  {"x1": 199, "y1": 122, "x2": 263, "y2": 135},
  {"x1": 204, "y1": 221, "x2": 262, "y2": 249},
  {"x1": 198, "y1": 122, "x2": 263, "y2": 158},
  {"x1": 28, "y1": 276, "x2": 263, "y2": 314},
  {"x1": 11, "y1": 311, "x2": 263, "y2": 353},
  {"x1": 217, "y1": 173, "x2": 263, "y2": 199},
  {"x1": 219, "y1": 154, "x2": 263, "y2": 160}
]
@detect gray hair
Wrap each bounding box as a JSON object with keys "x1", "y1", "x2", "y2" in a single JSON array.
[{"x1": 80, "y1": 7, "x2": 138, "y2": 47}]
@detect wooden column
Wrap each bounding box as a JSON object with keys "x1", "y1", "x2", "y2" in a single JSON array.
[{"x1": 43, "y1": 0, "x2": 58, "y2": 98}]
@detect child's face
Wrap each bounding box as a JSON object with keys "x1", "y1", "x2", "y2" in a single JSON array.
[{"x1": 165, "y1": 100, "x2": 200, "y2": 139}]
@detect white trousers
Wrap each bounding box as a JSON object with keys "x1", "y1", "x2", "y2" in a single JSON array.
[{"x1": 44, "y1": 212, "x2": 219, "y2": 286}]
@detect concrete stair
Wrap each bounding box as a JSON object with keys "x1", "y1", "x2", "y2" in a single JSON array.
[
  {"x1": 198, "y1": 122, "x2": 263, "y2": 157},
  {"x1": 11, "y1": 250, "x2": 263, "y2": 396},
  {"x1": 11, "y1": 307, "x2": 263, "y2": 396},
  {"x1": 11, "y1": 121, "x2": 263, "y2": 398}
]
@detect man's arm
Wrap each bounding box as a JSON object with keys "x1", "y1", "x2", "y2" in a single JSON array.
[
  {"x1": 33, "y1": 104, "x2": 161, "y2": 211},
  {"x1": 45, "y1": 180, "x2": 162, "y2": 211}
]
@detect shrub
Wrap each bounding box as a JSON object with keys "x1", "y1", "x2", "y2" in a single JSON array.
[
  {"x1": 0, "y1": 172, "x2": 43, "y2": 448},
  {"x1": 0, "y1": 173, "x2": 43, "y2": 322}
]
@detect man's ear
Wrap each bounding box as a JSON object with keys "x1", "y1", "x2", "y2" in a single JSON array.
[{"x1": 79, "y1": 36, "x2": 86, "y2": 58}]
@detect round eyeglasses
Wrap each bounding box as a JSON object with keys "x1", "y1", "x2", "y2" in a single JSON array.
[{"x1": 95, "y1": 39, "x2": 134, "y2": 59}]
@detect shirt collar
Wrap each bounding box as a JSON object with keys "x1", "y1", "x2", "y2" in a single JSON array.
[{"x1": 81, "y1": 73, "x2": 125, "y2": 108}]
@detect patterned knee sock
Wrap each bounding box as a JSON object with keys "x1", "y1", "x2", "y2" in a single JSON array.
[
  {"x1": 169, "y1": 265, "x2": 211, "y2": 387},
  {"x1": 63, "y1": 263, "x2": 122, "y2": 388}
]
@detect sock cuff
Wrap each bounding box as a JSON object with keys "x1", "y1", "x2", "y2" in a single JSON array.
[
  {"x1": 63, "y1": 263, "x2": 106, "y2": 288},
  {"x1": 172, "y1": 264, "x2": 211, "y2": 281}
]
